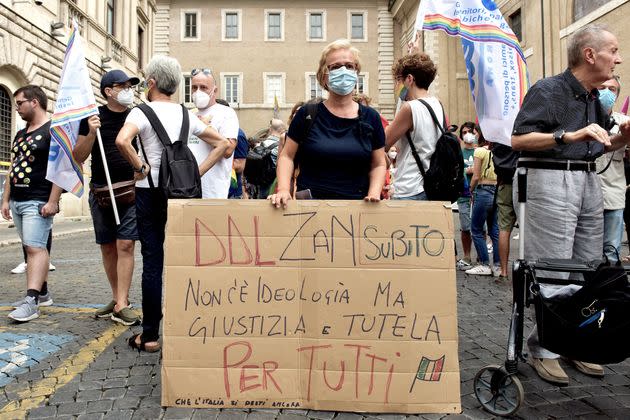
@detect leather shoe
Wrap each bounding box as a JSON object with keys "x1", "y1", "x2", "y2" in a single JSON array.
[
  {"x1": 531, "y1": 358, "x2": 569, "y2": 386},
  {"x1": 569, "y1": 360, "x2": 605, "y2": 377}
]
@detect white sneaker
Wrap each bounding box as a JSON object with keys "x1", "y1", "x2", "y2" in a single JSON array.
[
  {"x1": 11, "y1": 262, "x2": 27, "y2": 274},
  {"x1": 512, "y1": 233, "x2": 520, "y2": 240},
  {"x1": 492, "y1": 265, "x2": 501, "y2": 277},
  {"x1": 465, "y1": 264, "x2": 492, "y2": 276},
  {"x1": 456, "y1": 259, "x2": 472, "y2": 271},
  {"x1": 450, "y1": 202, "x2": 459, "y2": 212},
  {"x1": 49, "y1": 263, "x2": 56, "y2": 271},
  {"x1": 8, "y1": 296, "x2": 39, "y2": 322},
  {"x1": 487, "y1": 242, "x2": 493, "y2": 253}
]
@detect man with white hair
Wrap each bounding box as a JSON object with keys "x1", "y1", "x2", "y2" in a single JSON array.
[
  {"x1": 116, "y1": 55, "x2": 230, "y2": 352},
  {"x1": 188, "y1": 68, "x2": 238, "y2": 198},
  {"x1": 512, "y1": 24, "x2": 630, "y2": 385}
]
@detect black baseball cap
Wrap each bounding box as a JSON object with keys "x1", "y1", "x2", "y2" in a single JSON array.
[{"x1": 100, "y1": 69, "x2": 140, "y2": 97}]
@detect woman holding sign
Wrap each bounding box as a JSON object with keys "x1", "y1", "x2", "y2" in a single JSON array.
[{"x1": 269, "y1": 39, "x2": 386, "y2": 207}]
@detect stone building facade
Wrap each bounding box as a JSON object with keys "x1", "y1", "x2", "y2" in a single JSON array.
[
  {"x1": 389, "y1": 0, "x2": 630, "y2": 128},
  {"x1": 0, "y1": 0, "x2": 156, "y2": 217},
  {"x1": 156, "y1": 0, "x2": 397, "y2": 136}
]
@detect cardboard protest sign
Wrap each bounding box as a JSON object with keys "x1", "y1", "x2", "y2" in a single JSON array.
[{"x1": 162, "y1": 200, "x2": 461, "y2": 413}]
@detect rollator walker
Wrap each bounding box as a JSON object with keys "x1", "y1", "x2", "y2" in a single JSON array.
[{"x1": 473, "y1": 166, "x2": 630, "y2": 417}]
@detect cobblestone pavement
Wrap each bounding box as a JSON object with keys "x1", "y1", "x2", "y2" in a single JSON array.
[{"x1": 0, "y1": 220, "x2": 630, "y2": 419}]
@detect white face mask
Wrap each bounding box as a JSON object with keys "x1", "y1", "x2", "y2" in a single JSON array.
[
  {"x1": 463, "y1": 132, "x2": 477, "y2": 144},
  {"x1": 115, "y1": 88, "x2": 134, "y2": 107},
  {"x1": 192, "y1": 90, "x2": 212, "y2": 109},
  {"x1": 388, "y1": 150, "x2": 397, "y2": 160}
]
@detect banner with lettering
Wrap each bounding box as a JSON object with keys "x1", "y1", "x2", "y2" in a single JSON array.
[
  {"x1": 415, "y1": 0, "x2": 529, "y2": 146},
  {"x1": 162, "y1": 200, "x2": 460, "y2": 413}
]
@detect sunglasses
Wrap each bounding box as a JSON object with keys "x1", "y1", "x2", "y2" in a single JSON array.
[{"x1": 191, "y1": 68, "x2": 213, "y2": 76}]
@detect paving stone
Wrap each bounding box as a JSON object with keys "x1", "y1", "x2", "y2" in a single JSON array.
[
  {"x1": 87, "y1": 399, "x2": 114, "y2": 413},
  {"x1": 582, "y1": 396, "x2": 621, "y2": 410},
  {"x1": 557, "y1": 399, "x2": 599, "y2": 416},
  {"x1": 76, "y1": 389, "x2": 103, "y2": 402},
  {"x1": 78, "y1": 413, "x2": 104, "y2": 420},
  {"x1": 82, "y1": 370, "x2": 108, "y2": 381},
  {"x1": 126, "y1": 374, "x2": 151, "y2": 385},
  {"x1": 102, "y1": 378, "x2": 127, "y2": 389},
  {"x1": 49, "y1": 390, "x2": 77, "y2": 405},
  {"x1": 277, "y1": 414, "x2": 309, "y2": 420},
  {"x1": 126, "y1": 384, "x2": 153, "y2": 397},
  {"x1": 307, "y1": 410, "x2": 335, "y2": 420},
  {"x1": 27, "y1": 405, "x2": 58, "y2": 418},
  {"x1": 192, "y1": 408, "x2": 221, "y2": 419},
  {"x1": 247, "y1": 411, "x2": 278, "y2": 420},
  {"x1": 283, "y1": 410, "x2": 309, "y2": 416},
  {"x1": 101, "y1": 387, "x2": 126, "y2": 400},
  {"x1": 78, "y1": 380, "x2": 103, "y2": 391},
  {"x1": 57, "y1": 401, "x2": 89, "y2": 416},
  {"x1": 103, "y1": 409, "x2": 134, "y2": 420},
  {"x1": 131, "y1": 407, "x2": 164, "y2": 419},
  {"x1": 113, "y1": 396, "x2": 141, "y2": 410},
  {"x1": 333, "y1": 414, "x2": 364, "y2": 420},
  {"x1": 163, "y1": 407, "x2": 197, "y2": 419},
  {"x1": 129, "y1": 365, "x2": 153, "y2": 376},
  {"x1": 139, "y1": 395, "x2": 162, "y2": 408},
  {"x1": 107, "y1": 368, "x2": 130, "y2": 379},
  {"x1": 218, "y1": 410, "x2": 253, "y2": 420}
]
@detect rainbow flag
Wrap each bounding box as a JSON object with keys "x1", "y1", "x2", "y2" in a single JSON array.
[
  {"x1": 416, "y1": 0, "x2": 529, "y2": 146},
  {"x1": 46, "y1": 19, "x2": 98, "y2": 196}
]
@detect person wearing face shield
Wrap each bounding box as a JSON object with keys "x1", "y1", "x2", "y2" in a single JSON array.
[
  {"x1": 187, "y1": 68, "x2": 239, "y2": 199},
  {"x1": 269, "y1": 39, "x2": 386, "y2": 207},
  {"x1": 595, "y1": 76, "x2": 624, "y2": 262},
  {"x1": 74, "y1": 70, "x2": 141, "y2": 326}
]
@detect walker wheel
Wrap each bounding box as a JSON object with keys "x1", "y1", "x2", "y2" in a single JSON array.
[{"x1": 474, "y1": 364, "x2": 524, "y2": 417}]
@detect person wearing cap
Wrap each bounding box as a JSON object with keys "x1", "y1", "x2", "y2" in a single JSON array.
[{"x1": 74, "y1": 69, "x2": 141, "y2": 326}]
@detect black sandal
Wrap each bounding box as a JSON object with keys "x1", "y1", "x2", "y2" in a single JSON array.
[{"x1": 128, "y1": 333, "x2": 161, "y2": 353}]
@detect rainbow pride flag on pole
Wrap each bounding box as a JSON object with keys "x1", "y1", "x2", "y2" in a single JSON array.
[
  {"x1": 46, "y1": 19, "x2": 98, "y2": 196},
  {"x1": 415, "y1": 0, "x2": 529, "y2": 146}
]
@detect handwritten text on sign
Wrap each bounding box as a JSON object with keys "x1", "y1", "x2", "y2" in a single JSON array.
[{"x1": 162, "y1": 200, "x2": 461, "y2": 413}]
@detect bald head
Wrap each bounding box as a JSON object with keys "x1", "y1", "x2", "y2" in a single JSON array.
[
  {"x1": 191, "y1": 71, "x2": 217, "y2": 109},
  {"x1": 269, "y1": 118, "x2": 286, "y2": 136}
]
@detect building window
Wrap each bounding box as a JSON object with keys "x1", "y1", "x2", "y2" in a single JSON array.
[
  {"x1": 222, "y1": 10, "x2": 242, "y2": 41},
  {"x1": 106, "y1": 0, "x2": 115, "y2": 35},
  {"x1": 307, "y1": 74, "x2": 325, "y2": 100},
  {"x1": 307, "y1": 11, "x2": 326, "y2": 41},
  {"x1": 264, "y1": 74, "x2": 284, "y2": 104},
  {"x1": 573, "y1": 0, "x2": 612, "y2": 21},
  {"x1": 509, "y1": 9, "x2": 522, "y2": 42},
  {"x1": 221, "y1": 73, "x2": 242, "y2": 105},
  {"x1": 355, "y1": 74, "x2": 367, "y2": 95},
  {"x1": 265, "y1": 10, "x2": 284, "y2": 41},
  {"x1": 182, "y1": 11, "x2": 199, "y2": 40},
  {"x1": 137, "y1": 26, "x2": 145, "y2": 69},
  {"x1": 348, "y1": 11, "x2": 367, "y2": 42},
  {"x1": 0, "y1": 86, "x2": 11, "y2": 171},
  {"x1": 182, "y1": 75, "x2": 193, "y2": 105}
]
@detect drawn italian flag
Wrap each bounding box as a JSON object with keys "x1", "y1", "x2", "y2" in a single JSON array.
[{"x1": 416, "y1": 355, "x2": 445, "y2": 382}]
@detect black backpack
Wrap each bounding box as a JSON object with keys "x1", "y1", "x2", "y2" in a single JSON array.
[
  {"x1": 136, "y1": 103, "x2": 202, "y2": 199},
  {"x1": 244, "y1": 141, "x2": 278, "y2": 186},
  {"x1": 492, "y1": 143, "x2": 519, "y2": 185},
  {"x1": 405, "y1": 99, "x2": 465, "y2": 203}
]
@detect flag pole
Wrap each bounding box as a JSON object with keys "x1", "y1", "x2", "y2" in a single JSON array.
[{"x1": 95, "y1": 128, "x2": 120, "y2": 225}]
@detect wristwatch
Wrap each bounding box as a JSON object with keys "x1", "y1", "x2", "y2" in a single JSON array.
[
  {"x1": 134, "y1": 163, "x2": 146, "y2": 174},
  {"x1": 553, "y1": 129, "x2": 566, "y2": 145}
]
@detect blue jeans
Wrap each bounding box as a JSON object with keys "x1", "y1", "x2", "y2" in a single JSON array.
[
  {"x1": 603, "y1": 208, "x2": 624, "y2": 261},
  {"x1": 471, "y1": 185, "x2": 499, "y2": 265},
  {"x1": 10, "y1": 199, "x2": 54, "y2": 248},
  {"x1": 135, "y1": 188, "x2": 168, "y2": 342}
]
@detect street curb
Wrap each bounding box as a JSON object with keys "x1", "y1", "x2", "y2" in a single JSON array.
[{"x1": 0, "y1": 227, "x2": 94, "y2": 248}]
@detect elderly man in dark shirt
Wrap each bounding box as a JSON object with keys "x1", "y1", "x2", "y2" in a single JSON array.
[{"x1": 512, "y1": 24, "x2": 630, "y2": 385}]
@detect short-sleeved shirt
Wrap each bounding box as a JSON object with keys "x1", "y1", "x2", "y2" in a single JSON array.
[
  {"x1": 512, "y1": 68, "x2": 608, "y2": 161},
  {"x1": 78, "y1": 105, "x2": 135, "y2": 186},
  {"x1": 228, "y1": 128, "x2": 249, "y2": 198},
  {"x1": 474, "y1": 147, "x2": 497, "y2": 183},
  {"x1": 125, "y1": 102, "x2": 207, "y2": 188},
  {"x1": 189, "y1": 103, "x2": 240, "y2": 198},
  {"x1": 9, "y1": 121, "x2": 53, "y2": 202},
  {"x1": 288, "y1": 102, "x2": 385, "y2": 199}
]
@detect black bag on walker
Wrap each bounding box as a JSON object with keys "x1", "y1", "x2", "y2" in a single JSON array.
[{"x1": 534, "y1": 258, "x2": 630, "y2": 364}]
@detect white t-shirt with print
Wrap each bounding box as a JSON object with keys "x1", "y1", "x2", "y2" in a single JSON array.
[
  {"x1": 188, "y1": 103, "x2": 239, "y2": 198},
  {"x1": 393, "y1": 97, "x2": 443, "y2": 198},
  {"x1": 126, "y1": 102, "x2": 207, "y2": 189}
]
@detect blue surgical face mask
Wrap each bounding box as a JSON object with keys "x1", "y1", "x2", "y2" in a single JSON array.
[
  {"x1": 598, "y1": 88, "x2": 617, "y2": 113},
  {"x1": 328, "y1": 66, "x2": 358, "y2": 96}
]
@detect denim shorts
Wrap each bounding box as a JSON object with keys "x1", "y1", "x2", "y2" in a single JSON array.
[
  {"x1": 10, "y1": 199, "x2": 54, "y2": 249},
  {"x1": 457, "y1": 197, "x2": 471, "y2": 232},
  {"x1": 89, "y1": 192, "x2": 139, "y2": 244}
]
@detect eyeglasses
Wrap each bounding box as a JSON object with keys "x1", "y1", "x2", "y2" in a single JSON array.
[
  {"x1": 191, "y1": 68, "x2": 213, "y2": 76},
  {"x1": 327, "y1": 62, "x2": 357, "y2": 72},
  {"x1": 15, "y1": 99, "x2": 32, "y2": 107}
]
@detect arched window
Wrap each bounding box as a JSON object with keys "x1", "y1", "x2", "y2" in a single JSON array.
[
  {"x1": 573, "y1": 0, "x2": 612, "y2": 21},
  {"x1": 0, "y1": 85, "x2": 12, "y2": 170}
]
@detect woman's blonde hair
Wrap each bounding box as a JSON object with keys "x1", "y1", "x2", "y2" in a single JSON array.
[{"x1": 316, "y1": 39, "x2": 361, "y2": 90}]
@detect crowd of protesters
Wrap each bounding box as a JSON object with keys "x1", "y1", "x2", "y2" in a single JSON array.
[{"x1": 3, "y1": 25, "x2": 630, "y2": 390}]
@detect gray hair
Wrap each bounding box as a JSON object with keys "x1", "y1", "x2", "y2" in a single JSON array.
[
  {"x1": 567, "y1": 24, "x2": 612, "y2": 68},
  {"x1": 145, "y1": 55, "x2": 181, "y2": 95}
]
